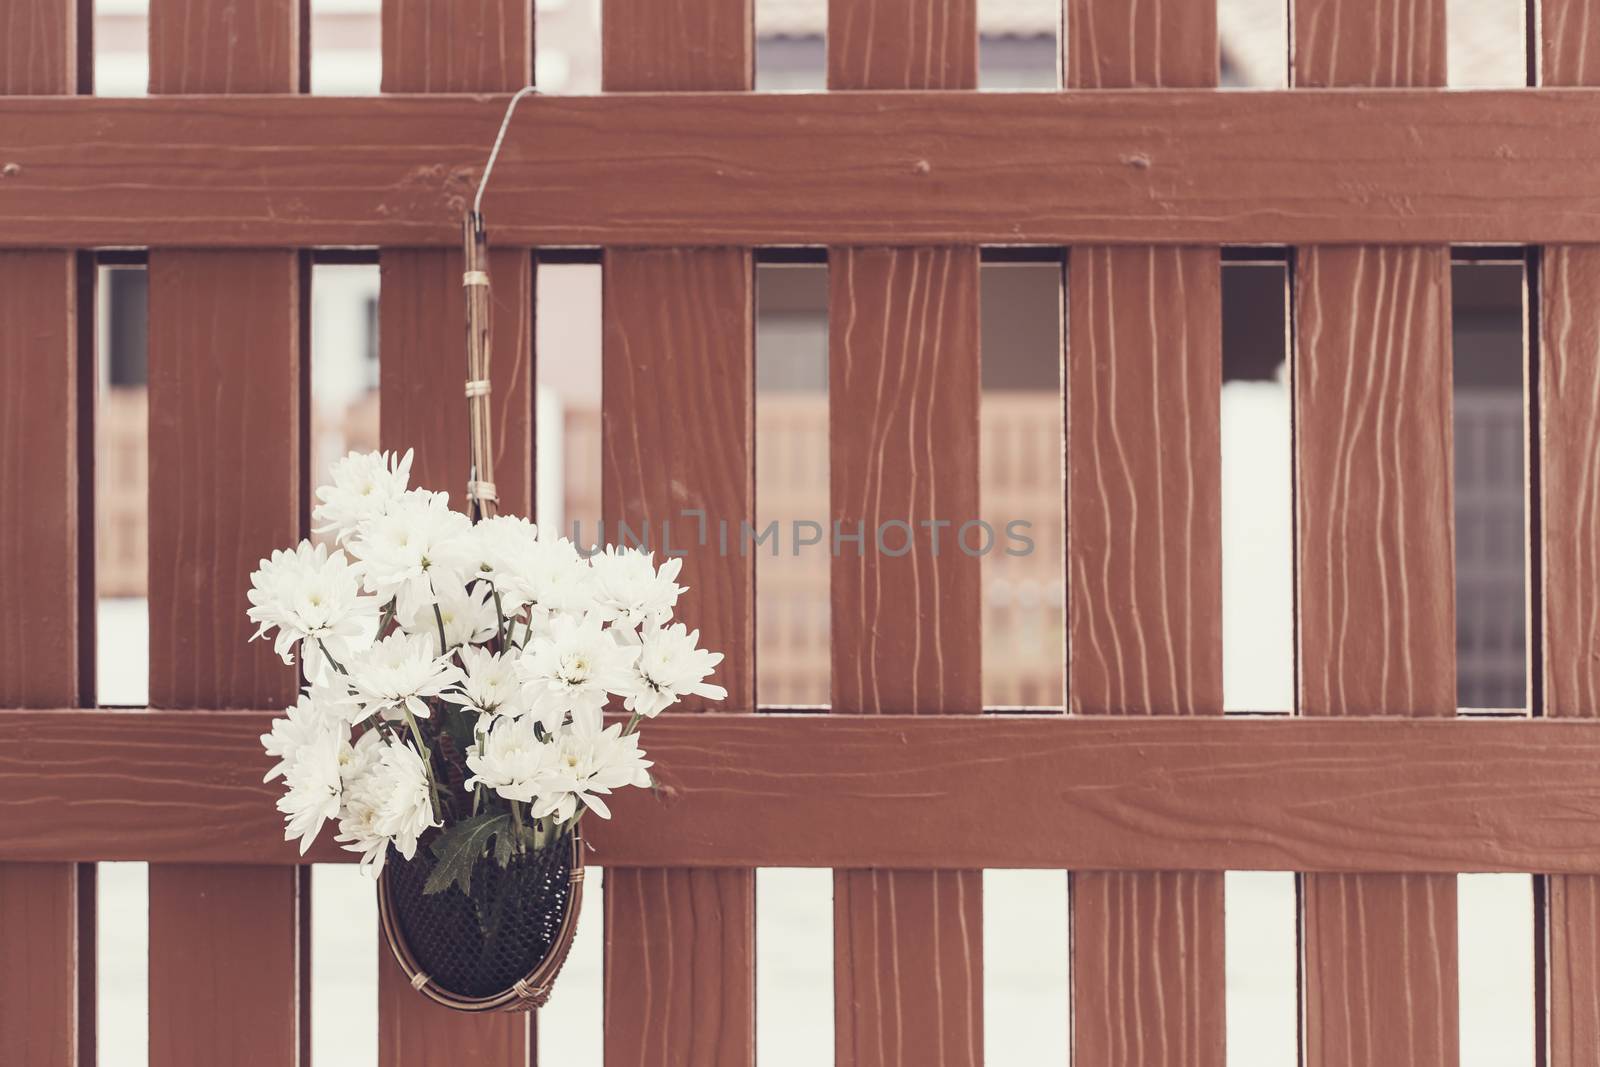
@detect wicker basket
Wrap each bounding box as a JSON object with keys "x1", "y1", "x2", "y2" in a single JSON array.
[{"x1": 378, "y1": 825, "x2": 585, "y2": 1012}]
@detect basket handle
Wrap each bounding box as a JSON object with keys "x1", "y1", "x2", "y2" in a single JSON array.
[{"x1": 462, "y1": 86, "x2": 538, "y2": 521}]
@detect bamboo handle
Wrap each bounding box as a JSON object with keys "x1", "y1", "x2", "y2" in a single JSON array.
[{"x1": 463, "y1": 210, "x2": 497, "y2": 521}]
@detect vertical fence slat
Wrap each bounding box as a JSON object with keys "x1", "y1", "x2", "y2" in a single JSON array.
[
  {"x1": 0, "y1": 5, "x2": 88, "y2": 1065},
  {"x1": 600, "y1": 4, "x2": 756, "y2": 1065},
  {"x1": 600, "y1": 250, "x2": 756, "y2": 1066},
  {"x1": 146, "y1": 251, "x2": 306, "y2": 1061},
  {"x1": 377, "y1": 2, "x2": 535, "y2": 1062},
  {"x1": 144, "y1": 3, "x2": 306, "y2": 1062},
  {"x1": 0, "y1": 9, "x2": 90, "y2": 1060},
  {"x1": 827, "y1": 5, "x2": 983, "y2": 1063},
  {"x1": 379, "y1": 248, "x2": 535, "y2": 520},
  {"x1": 1062, "y1": 5, "x2": 1226, "y2": 1065},
  {"x1": 1538, "y1": 5, "x2": 1600, "y2": 1061},
  {"x1": 1292, "y1": 6, "x2": 1456, "y2": 1065}
]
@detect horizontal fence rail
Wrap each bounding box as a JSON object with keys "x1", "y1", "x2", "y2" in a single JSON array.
[
  {"x1": 4, "y1": 710, "x2": 1600, "y2": 873},
  {"x1": 8, "y1": 90, "x2": 1600, "y2": 246}
]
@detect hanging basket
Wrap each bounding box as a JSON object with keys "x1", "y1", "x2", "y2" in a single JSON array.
[{"x1": 378, "y1": 825, "x2": 585, "y2": 1012}]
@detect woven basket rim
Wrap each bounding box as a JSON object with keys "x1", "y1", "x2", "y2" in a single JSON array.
[{"x1": 378, "y1": 824, "x2": 585, "y2": 1013}]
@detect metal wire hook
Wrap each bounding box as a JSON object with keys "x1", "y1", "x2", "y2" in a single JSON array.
[{"x1": 474, "y1": 85, "x2": 539, "y2": 217}]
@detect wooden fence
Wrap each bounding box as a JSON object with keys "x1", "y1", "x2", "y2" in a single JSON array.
[{"x1": 3, "y1": 0, "x2": 1600, "y2": 1064}]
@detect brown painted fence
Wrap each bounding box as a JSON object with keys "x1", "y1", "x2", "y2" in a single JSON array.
[{"x1": 2, "y1": 0, "x2": 1599, "y2": 1065}]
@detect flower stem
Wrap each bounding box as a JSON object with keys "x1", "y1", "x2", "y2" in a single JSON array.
[
  {"x1": 400, "y1": 706, "x2": 444, "y2": 821},
  {"x1": 431, "y1": 602, "x2": 449, "y2": 657},
  {"x1": 510, "y1": 799, "x2": 526, "y2": 852},
  {"x1": 315, "y1": 639, "x2": 347, "y2": 675},
  {"x1": 492, "y1": 590, "x2": 508, "y2": 649}
]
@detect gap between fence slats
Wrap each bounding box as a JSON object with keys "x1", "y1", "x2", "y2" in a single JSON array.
[
  {"x1": 599, "y1": 3, "x2": 757, "y2": 1065},
  {"x1": 376, "y1": 2, "x2": 535, "y2": 1061},
  {"x1": 1293, "y1": 5, "x2": 1457, "y2": 1064},
  {"x1": 826, "y1": 6, "x2": 983, "y2": 1063},
  {"x1": 1538, "y1": 4, "x2": 1600, "y2": 1061},
  {"x1": 1063, "y1": 5, "x2": 1225, "y2": 1064}
]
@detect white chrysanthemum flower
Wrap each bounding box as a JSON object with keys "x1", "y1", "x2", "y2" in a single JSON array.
[
  {"x1": 531, "y1": 708, "x2": 653, "y2": 823},
  {"x1": 465, "y1": 515, "x2": 540, "y2": 607},
  {"x1": 335, "y1": 733, "x2": 395, "y2": 875},
  {"x1": 261, "y1": 688, "x2": 350, "y2": 781},
  {"x1": 464, "y1": 715, "x2": 558, "y2": 803},
  {"x1": 276, "y1": 727, "x2": 348, "y2": 854},
  {"x1": 371, "y1": 741, "x2": 438, "y2": 861},
  {"x1": 345, "y1": 489, "x2": 474, "y2": 617},
  {"x1": 347, "y1": 630, "x2": 465, "y2": 722},
  {"x1": 312, "y1": 449, "x2": 413, "y2": 544},
  {"x1": 625, "y1": 623, "x2": 728, "y2": 718},
  {"x1": 468, "y1": 517, "x2": 595, "y2": 616},
  {"x1": 587, "y1": 547, "x2": 684, "y2": 630},
  {"x1": 246, "y1": 540, "x2": 378, "y2": 675},
  {"x1": 457, "y1": 645, "x2": 532, "y2": 718},
  {"x1": 400, "y1": 580, "x2": 497, "y2": 651},
  {"x1": 517, "y1": 612, "x2": 639, "y2": 729}
]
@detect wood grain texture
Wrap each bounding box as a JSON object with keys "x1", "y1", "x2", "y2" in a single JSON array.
[
  {"x1": 1293, "y1": 249, "x2": 1456, "y2": 717},
  {"x1": 0, "y1": 862, "x2": 82, "y2": 1066},
  {"x1": 0, "y1": 252, "x2": 83, "y2": 1067},
  {"x1": 1543, "y1": 0, "x2": 1600, "y2": 86},
  {"x1": 146, "y1": 252, "x2": 303, "y2": 709},
  {"x1": 376, "y1": 3, "x2": 532, "y2": 1061},
  {"x1": 602, "y1": 0, "x2": 750, "y2": 91},
  {"x1": 828, "y1": 10, "x2": 981, "y2": 1060},
  {"x1": 601, "y1": 249, "x2": 753, "y2": 709},
  {"x1": 145, "y1": 252, "x2": 306, "y2": 1064},
  {"x1": 602, "y1": 867, "x2": 755, "y2": 1065},
  {"x1": 829, "y1": 248, "x2": 982, "y2": 717},
  {"x1": 827, "y1": 0, "x2": 976, "y2": 90},
  {"x1": 0, "y1": 6, "x2": 88, "y2": 1064},
  {"x1": 7, "y1": 710, "x2": 1600, "y2": 872},
  {"x1": 147, "y1": 864, "x2": 303, "y2": 1064},
  {"x1": 16, "y1": 90, "x2": 1600, "y2": 247},
  {"x1": 1065, "y1": 249, "x2": 1222, "y2": 717},
  {"x1": 0, "y1": 0, "x2": 76, "y2": 94},
  {"x1": 1541, "y1": 10, "x2": 1600, "y2": 1059},
  {"x1": 1547, "y1": 869, "x2": 1600, "y2": 1063},
  {"x1": 1293, "y1": 6, "x2": 1457, "y2": 1050},
  {"x1": 833, "y1": 868, "x2": 981, "y2": 1067},
  {"x1": 1293, "y1": 0, "x2": 1445, "y2": 88},
  {"x1": 1066, "y1": 0, "x2": 1214, "y2": 88},
  {"x1": 1296, "y1": 246, "x2": 1458, "y2": 1067},
  {"x1": 1065, "y1": 7, "x2": 1224, "y2": 1060},
  {"x1": 145, "y1": 4, "x2": 305, "y2": 1061},
  {"x1": 600, "y1": 5, "x2": 755, "y2": 1065},
  {"x1": 377, "y1": 952, "x2": 529, "y2": 1064},
  {"x1": 378, "y1": 248, "x2": 534, "y2": 517},
  {"x1": 0, "y1": 252, "x2": 82, "y2": 709},
  {"x1": 149, "y1": 0, "x2": 300, "y2": 93},
  {"x1": 825, "y1": 246, "x2": 985, "y2": 1062},
  {"x1": 600, "y1": 248, "x2": 757, "y2": 1067},
  {"x1": 1065, "y1": 247, "x2": 1224, "y2": 1065},
  {"x1": 381, "y1": 0, "x2": 531, "y2": 93},
  {"x1": 1542, "y1": 206, "x2": 1600, "y2": 1067}
]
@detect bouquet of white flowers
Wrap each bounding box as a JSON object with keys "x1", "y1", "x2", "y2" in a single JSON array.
[{"x1": 249, "y1": 447, "x2": 726, "y2": 1008}]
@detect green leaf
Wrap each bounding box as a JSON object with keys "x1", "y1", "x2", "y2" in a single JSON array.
[
  {"x1": 423, "y1": 812, "x2": 512, "y2": 896},
  {"x1": 491, "y1": 818, "x2": 519, "y2": 867}
]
